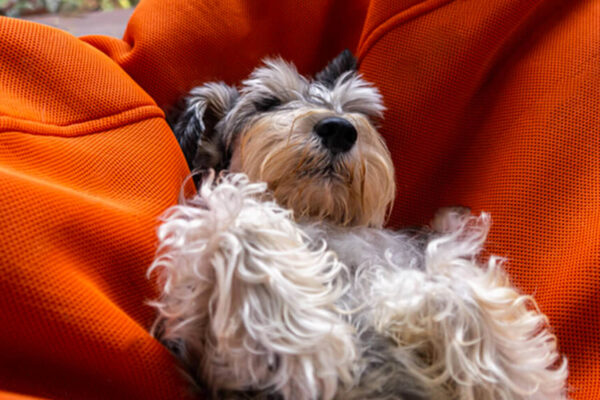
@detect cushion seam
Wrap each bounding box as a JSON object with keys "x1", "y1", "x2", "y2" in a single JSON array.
[
  {"x1": 0, "y1": 105, "x2": 166, "y2": 138},
  {"x1": 357, "y1": 0, "x2": 456, "y2": 63}
]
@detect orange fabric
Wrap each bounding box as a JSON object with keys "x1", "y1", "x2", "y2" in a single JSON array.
[
  {"x1": 0, "y1": 17, "x2": 191, "y2": 400},
  {"x1": 0, "y1": 1, "x2": 598, "y2": 399}
]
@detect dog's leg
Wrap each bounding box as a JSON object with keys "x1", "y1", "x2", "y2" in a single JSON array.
[
  {"x1": 365, "y1": 212, "x2": 568, "y2": 399},
  {"x1": 149, "y1": 172, "x2": 356, "y2": 400},
  {"x1": 430, "y1": 206, "x2": 471, "y2": 234}
]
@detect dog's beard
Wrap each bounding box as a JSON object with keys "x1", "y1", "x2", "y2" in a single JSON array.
[{"x1": 230, "y1": 109, "x2": 396, "y2": 227}]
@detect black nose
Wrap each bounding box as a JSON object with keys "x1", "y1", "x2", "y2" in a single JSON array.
[{"x1": 313, "y1": 117, "x2": 357, "y2": 155}]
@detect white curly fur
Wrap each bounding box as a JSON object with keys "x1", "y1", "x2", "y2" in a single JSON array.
[
  {"x1": 149, "y1": 173, "x2": 568, "y2": 400},
  {"x1": 148, "y1": 172, "x2": 357, "y2": 399}
]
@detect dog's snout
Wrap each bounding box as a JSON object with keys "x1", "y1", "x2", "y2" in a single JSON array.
[{"x1": 314, "y1": 117, "x2": 357, "y2": 155}]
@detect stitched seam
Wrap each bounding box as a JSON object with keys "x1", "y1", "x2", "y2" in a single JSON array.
[
  {"x1": 0, "y1": 102, "x2": 157, "y2": 127},
  {"x1": 357, "y1": 0, "x2": 456, "y2": 62},
  {"x1": 0, "y1": 105, "x2": 165, "y2": 138}
]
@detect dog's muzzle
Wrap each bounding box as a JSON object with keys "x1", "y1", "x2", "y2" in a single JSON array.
[{"x1": 314, "y1": 117, "x2": 357, "y2": 155}]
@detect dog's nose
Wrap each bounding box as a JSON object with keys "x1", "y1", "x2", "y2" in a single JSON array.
[{"x1": 314, "y1": 117, "x2": 357, "y2": 154}]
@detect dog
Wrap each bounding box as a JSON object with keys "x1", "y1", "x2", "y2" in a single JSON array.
[{"x1": 149, "y1": 51, "x2": 568, "y2": 399}]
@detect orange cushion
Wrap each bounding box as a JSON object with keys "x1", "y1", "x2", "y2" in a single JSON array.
[{"x1": 0, "y1": 0, "x2": 598, "y2": 399}]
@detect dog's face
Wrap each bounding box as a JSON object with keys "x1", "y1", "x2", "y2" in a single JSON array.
[{"x1": 174, "y1": 50, "x2": 395, "y2": 227}]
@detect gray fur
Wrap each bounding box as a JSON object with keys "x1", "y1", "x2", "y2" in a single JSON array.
[
  {"x1": 170, "y1": 51, "x2": 384, "y2": 172},
  {"x1": 172, "y1": 82, "x2": 239, "y2": 170},
  {"x1": 315, "y1": 49, "x2": 358, "y2": 88}
]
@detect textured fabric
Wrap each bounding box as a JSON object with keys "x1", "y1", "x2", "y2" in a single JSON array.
[
  {"x1": 0, "y1": 0, "x2": 598, "y2": 399},
  {"x1": 0, "y1": 17, "x2": 190, "y2": 400}
]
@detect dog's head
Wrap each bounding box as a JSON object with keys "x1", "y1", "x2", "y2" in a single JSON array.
[{"x1": 172, "y1": 50, "x2": 395, "y2": 227}]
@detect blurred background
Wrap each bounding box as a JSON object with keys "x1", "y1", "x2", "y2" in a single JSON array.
[{"x1": 0, "y1": 0, "x2": 138, "y2": 36}]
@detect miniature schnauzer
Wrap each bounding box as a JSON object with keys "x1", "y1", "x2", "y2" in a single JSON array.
[{"x1": 149, "y1": 51, "x2": 568, "y2": 399}]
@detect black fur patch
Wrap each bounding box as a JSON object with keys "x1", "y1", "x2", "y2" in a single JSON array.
[
  {"x1": 169, "y1": 83, "x2": 239, "y2": 171},
  {"x1": 254, "y1": 96, "x2": 281, "y2": 112},
  {"x1": 315, "y1": 49, "x2": 357, "y2": 88},
  {"x1": 170, "y1": 102, "x2": 208, "y2": 170}
]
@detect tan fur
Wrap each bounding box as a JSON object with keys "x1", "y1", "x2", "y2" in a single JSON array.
[{"x1": 230, "y1": 107, "x2": 395, "y2": 227}]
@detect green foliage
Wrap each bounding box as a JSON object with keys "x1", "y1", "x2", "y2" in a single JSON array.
[{"x1": 0, "y1": 0, "x2": 139, "y2": 16}]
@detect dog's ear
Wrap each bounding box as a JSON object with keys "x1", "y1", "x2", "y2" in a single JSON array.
[
  {"x1": 315, "y1": 49, "x2": 357, "y2": 88},
  {"x1": 170, "y1": 82, "x2": 239, "y2": 171}
]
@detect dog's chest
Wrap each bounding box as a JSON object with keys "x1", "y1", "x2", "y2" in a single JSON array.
[{"x1": 301, "y1": 224, "x2": 426, "y2": 274}]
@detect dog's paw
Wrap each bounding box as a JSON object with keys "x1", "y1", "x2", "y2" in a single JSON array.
[
  {"x1": 150, "y1": 172, "x2": 356, "y2": 400},
  {"x1": 430, "y1": 206, "x2": 472, "y2": 234}
]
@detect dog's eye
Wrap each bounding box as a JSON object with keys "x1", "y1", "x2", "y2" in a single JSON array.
[{"x1": 254, "y1": 96, "x2": 281, "y2": 112}]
